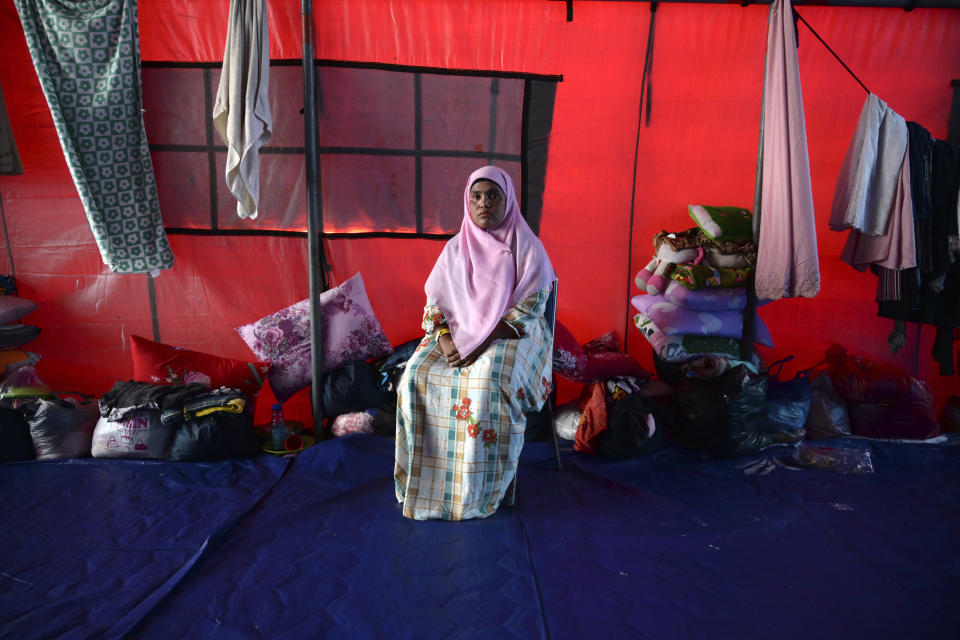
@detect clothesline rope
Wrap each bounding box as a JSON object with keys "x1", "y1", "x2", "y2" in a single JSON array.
[{"x1": 794, "y1": 9, "x2": 871, "y2": 95}]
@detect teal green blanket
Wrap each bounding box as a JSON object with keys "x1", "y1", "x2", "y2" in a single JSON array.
[{"x1": 15, "y1": 0, "x2": 173, "y2": 274}]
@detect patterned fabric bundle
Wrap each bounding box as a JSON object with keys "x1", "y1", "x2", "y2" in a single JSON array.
[
  {"x1": 14, "y1": 0, "x2": 174, "y2": 273},
  {"x1": 633, "y1": 311, "x2": 744, "y2": 363},
  {"x1": 670, "y1": 264, "x2": 753, "y2": 290}
]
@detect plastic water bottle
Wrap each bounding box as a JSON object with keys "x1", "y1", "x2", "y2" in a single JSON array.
[{"x1": 271, "y1": 403, "x2": 287, "y2": 451}]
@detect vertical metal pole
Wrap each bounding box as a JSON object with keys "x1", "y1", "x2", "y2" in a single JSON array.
[
  {"x1": 742, "y1": 2, "x2": 773, "y2": 363},
  {"x1": 302, "y1": 0, "x2": 328, "y2": 437}
]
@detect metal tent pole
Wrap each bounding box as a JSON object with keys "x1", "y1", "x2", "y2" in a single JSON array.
[
  {"x1": 741, "y1": 1, "x2": 774, "y2": 363},
  {"x1": 302, "y1": 0, "x2": 329, "y2": 437}
]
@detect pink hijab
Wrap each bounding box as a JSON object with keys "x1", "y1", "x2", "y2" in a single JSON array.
[{"x1": 424, "y1": 166, "x2": 555, "y2": 357}]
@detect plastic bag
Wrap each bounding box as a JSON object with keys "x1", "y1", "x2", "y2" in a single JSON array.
[
  {"x1": 672, "y1": 364, "x2": 772, "y2": 457},
  {"x1": 322, "y1": 359, "x2": 389, "y2": 418},
  {"x1": 804, "y1": 371, "x2": 851, "y2": 439},
  {"x1": 594, "y1": 393, "x2": 666, "y2": 458},
  {"x1": 825, "y1": 345, "x2": 939, "y2": 439},
  {"x1": 762, "y1": 357, "x2": 810, "y2": 442},
  {"x1": 0, "y1": 366, "x2": 54, "y2": 409},
  {"x1": 91, "y1": 410, "x2": 173, "y2": 459},
  {"x1": 553, "y1": 402, "x2": 582, "y2": 441},
  {"x1": 168, "y1": 412, "x2": 261, "y2": 461},
  {"x1": 0, "y1": 405, "x2": 34, "y2": 462},
  {"x1": 826, "y1": 344, "x2": 915, "y2": 403},
  {"x1": 23, "y1": 397, "x2": 99, "y2": 459},
  {"x1": 941, "y1": 396, "x2": 960, "y2": 433},
  {"x1": 794, "y1": 442, "x2": 874, "y2": 474}
]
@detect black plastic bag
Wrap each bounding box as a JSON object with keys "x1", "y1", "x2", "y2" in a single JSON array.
[
  {"x1": 168, "y1": 412, "x2": 261, "y2": 461},
  {"x1": 323, "y1": 359, "x2": 390, "y2": 418},
  {"x1": 594, "y1": 394, "x2": 667, "y2": 458},
  {"x1": 671, "y1": 364, "x2": 771, "y2": 457},
  {"x1": 0, "y1": 405, "x2": 34, "y2": 462},
  {"x1": 762, "y1": 357, "x2": 811, "y2": 442},
  {"x1": 23, "y1": 397, "x2": 99, "y2": 459},
  {"x1": 375, "y1": 338, "x2": 420, "y2": 393}
]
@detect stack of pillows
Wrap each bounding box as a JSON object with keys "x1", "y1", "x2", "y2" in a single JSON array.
[
  {"x1": 632, "y1": 205, "x2": 772, "y2": 368},
  {"x1": 0, "y1": 276, "x2": 41, "y2": 380}
]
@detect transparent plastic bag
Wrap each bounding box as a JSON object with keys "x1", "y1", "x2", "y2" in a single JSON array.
[
  {"x1": 0, "y1": 366, "x2": 54, "y2": 408},
  {"x1": 804, "y1": 370, "x2": 851, "y2": 439},
  {"x1": 794, "y1": 442, "x2": 874, "y2": 474}
]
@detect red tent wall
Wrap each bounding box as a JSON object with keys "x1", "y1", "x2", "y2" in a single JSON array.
[{"x1": 0, "y1": 1, "x2": 958, "y2": 427}]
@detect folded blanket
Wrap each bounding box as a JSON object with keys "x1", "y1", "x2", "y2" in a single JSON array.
[
  {"x1": 633, "y1": 311, "x2": 744, "y2": 363},
  {"x1": 631, "y1": 294, "x2": 773, "y2": 347},
  {"x1": 689, "y1": 205, "x2": 754, "y2": 242},
  {"x1": 662, "y1": 280, "x2": 747, "y2": 311},
  {"x1": 670, "y1": 263, "x2": 753, "y2": 289},
  {"x1": 99, "y1": 381, "x2": 209, "y2": 422}
]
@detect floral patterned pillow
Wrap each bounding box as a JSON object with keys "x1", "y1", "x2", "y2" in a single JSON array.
[
  {"x1": 553, "y1": 320, "x2": 588, "y2": 381},
  {"x1": 235, "y1": 273, "x2": 394, "y2": 403}
]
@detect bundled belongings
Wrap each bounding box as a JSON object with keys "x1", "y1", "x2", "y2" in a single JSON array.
[
  {"x1": 633, "y1": 206, "x2": 764, "y2": 368},
  {"x1": 665, "y1": 361, "x2": 773, "y2": 457},
  {"x1": 824, "y1": 344, "x2": 940, "y2": 440},
  {"x1": 23, "y1": 396, "x2": 99, "y2": 460},
  {"x1": 93, "y1": 381, "x2": 261, "y2": 461},
  {"x1": 573, "y1": 376, "x2": 668, "y2": 458}
]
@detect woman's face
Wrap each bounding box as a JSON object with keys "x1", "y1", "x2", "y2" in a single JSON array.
[{"x1": 468, "y1": 180, "x2": 506, "y2": 229}]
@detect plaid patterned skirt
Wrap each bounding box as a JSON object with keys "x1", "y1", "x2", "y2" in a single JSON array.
[{"x1": 395, "y1": 318, "x2": 552, "y2": 520}]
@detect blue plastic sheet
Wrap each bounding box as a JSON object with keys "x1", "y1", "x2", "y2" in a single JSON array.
[{"x1": 2, "y1": 437, "x2": 959, "y2": 639}]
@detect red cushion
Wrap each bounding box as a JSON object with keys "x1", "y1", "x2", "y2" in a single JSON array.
[
  {"x1": 582, "y1": 351, "x2": 650, "y2": 382},
  {"x1": 553, "y1": 320, "x2": 588, "y2": 381},
  {"x1": 130, "y1": 335, "x2": 270, "y2": 401}
]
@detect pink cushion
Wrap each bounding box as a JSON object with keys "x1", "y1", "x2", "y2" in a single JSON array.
[{"x1": 235, "y1": 273, "x2": 393, "y2": 403}]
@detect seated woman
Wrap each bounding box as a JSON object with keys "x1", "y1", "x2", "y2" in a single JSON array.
[{"x1": 394, "y1": 166, "x2": 555, "y2": 521}]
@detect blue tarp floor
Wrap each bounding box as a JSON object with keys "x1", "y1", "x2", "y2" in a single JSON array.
[{"x1": 1, "y1": 434, "x2": 959, "y2": 639}]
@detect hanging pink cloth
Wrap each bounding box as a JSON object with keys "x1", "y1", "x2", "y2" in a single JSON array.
[
  {"x1": 839, "y1": 150, "x2": 916, "y2": 271},
  {"x1": 424, "y1": 166, "x2": 555, "y2": 357},
  {"x1": 754, "y1": 0, "x2": 821, "y2": 301}
]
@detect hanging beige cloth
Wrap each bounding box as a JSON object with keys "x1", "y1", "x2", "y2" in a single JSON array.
[
  {"x1": 754, "y1": 0, "x2": 821, "y2": 301},
  {"x1": 213, "y1": 0, "x2": 272, "y2": 220}
]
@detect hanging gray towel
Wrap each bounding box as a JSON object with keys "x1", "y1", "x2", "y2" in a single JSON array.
[
  {"x1": 213, "y1": 0, "x2": 272, "y2": 220},
  {"x1": 829, "y1": 93, "x2": 908, "y2": 236},
  {"x1": 14, "y1": 0, "x2": 174, "y2": 274}
]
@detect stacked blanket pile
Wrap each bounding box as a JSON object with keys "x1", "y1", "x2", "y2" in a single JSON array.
[{"x1": 633, "y1": 205, "x2": 769, "y2": 371}]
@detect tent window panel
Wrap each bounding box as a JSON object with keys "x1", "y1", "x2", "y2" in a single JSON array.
[
  {"x1": 203, "y1": 65, "x2": 306, "y2": 150},
  {"x1": 317, "y1": 67, "x2": 415, "y2": 150},
  {"x1": 141, "y1": 68, "x2": 206, "y2": 146},
  {"x1": 260, "y1": 65, "x2": 305, "y2": 148},
  {"x1": 216, "y1": 153, "x2": 308, "y2": 230},
  {"x1": 421, "y1": 75, "x2": 523, "y2": 155},
  {"x1": 143, "y1": 62, "x2": 556, "y2": 236},
  {"x1": 320, "y1": 154, "x2": 416, "y2": 233},
  {"x1": 151, "y1": 150, "x2": 211, "y2": 228}
]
